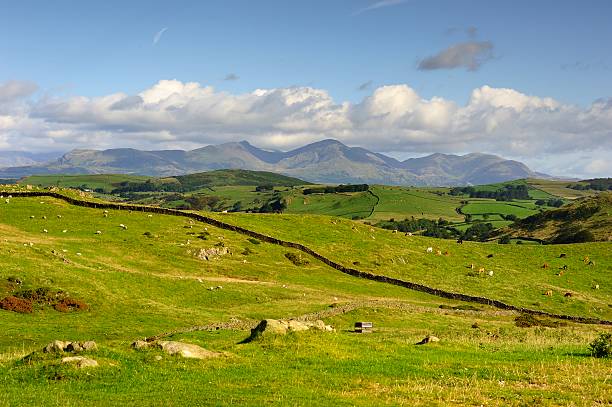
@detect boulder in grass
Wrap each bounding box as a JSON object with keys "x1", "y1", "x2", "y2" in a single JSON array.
[
  {"x1": 243, "y1": 319, "x2": 334, "y2": 342},
  {"x1": 61, "y1": 356, "x2": 98, "y2": 368},
  {"x1": 43, "y1": 340, "x2": 69, "y2": 353},
  {"x1": 156, "y1": 341, "x2": 222, "y2": 359}
]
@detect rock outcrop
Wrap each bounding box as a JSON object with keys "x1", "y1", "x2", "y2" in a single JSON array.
[{"x1": 243, "y1": 319, "x2": 334, "y2": 342}]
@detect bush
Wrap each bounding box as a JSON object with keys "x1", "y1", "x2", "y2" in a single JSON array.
[
  {"x1": 499, "y1": 235, "x2": 511, "y2": 244},
  {"x1": 284, "y1": 252, "x2": 310, "y2": 266},
  {"x1": 589, "y1": 333, "x2": 612, "y2": 358},
  {"x1": 0, "y1": 296, "x2": 33, "y2": 313}
]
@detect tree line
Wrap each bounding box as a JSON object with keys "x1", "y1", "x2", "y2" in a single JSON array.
[{"x1": 450, "y1": 184, "x2": 530, "y2": 201}]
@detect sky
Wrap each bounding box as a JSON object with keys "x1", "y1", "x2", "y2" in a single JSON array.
[{"x1": 0, "y1": 0, "x2": 611, "y2": 178}]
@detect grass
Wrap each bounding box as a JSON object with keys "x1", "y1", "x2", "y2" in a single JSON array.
[
  {"x1": 526, "y1": 179, "x2": 599, "y2": 200},
  {"x1": 285, "y1": 190, "x2": 377, "y2": 219},
  {"x1": 0, "y1": 190, "x2": 610, "y2": 405},
  {"x1": 19, "y1": 174, "x2": 152, "y2": 193}
]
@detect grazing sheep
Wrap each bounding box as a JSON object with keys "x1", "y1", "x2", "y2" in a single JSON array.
[
  {"x1": 405, "y1": 232, "x2": 412, "y2": 236},
  {"x1": 57, "y1": 215, "x2": 62, "y2": 218},
  {"x1": 435, "y1": 250, "x2": 442, "y2": 256},
  {"x1": 147, "y1": 214, "x2": 153, "y2": 217},
  {"x1": 62, "y1": 230, "x2": 67, "y2": 233},
  {"x1": 426, "y1": 247, "x2": 433, "y2": 253},
  {"x1": 556, "y1": 271, "x2": 564, "y2": 276},
  {"x1": 478, "y1": 267, "x2": 485, "y2": 273},
  {"x1": 542, "y1": 263, "x2": 549, "y2": 269},
  {"x1": 544, "y1": 290, "x2": 553, "y2": 296},
  {"x1": 5, "y1": 199, "x2": 9, "y2": 204},
  {"x1": 583, "y1": 256, "x2": 590, "y2": 263},
  {"x1": 103, "y1": 213, "x2": 108, "y2": 218},
  {"x1": 444, "y1": 251, "x2": 450, "y2": 256},
  {"x1": 564, "y1": 292, "x2": 572, "y2": 298},
  {"x1": 42, "y1": 229, "x2": 48, "y2": 233},
  {"x1": 30, "y1": 215, "x2": 35, "y2": 219},
  {"x1": 392, "y1": 230, "x2": 398, "y2": 234},
  {"x1": 559, "y1": 253, "x2": 566, "y2": 258},
  {"x1": 561, "y1": 265, "x2": 568, "y2": 270},
  {"x1": 95, "y1": 231, "x2": 102, "y2": 235},
  {"x1": 469, "y1": 263, "x2": 475, "y2": 269},
  {"x1": 42, "y1": 216, "x2": 47, "y2": 219},
  {"x1": 588, "y1": 260, "x2": 595, "y2": 266},
  {"x1": 119, "y1": 224, "x2": 127, "y2": 230},
  {"x1": 593, "y1": 284, "x2": 600, "y2": 290},
  {"x1": 487, "y1": 270, "x2": 494, "y2": 277},
  {"x1": 76, "y1": 253, "x2": 82, "y2": 256},
  {"x1": 486, "y1": 254, "x2": 494, "y2": 258}
]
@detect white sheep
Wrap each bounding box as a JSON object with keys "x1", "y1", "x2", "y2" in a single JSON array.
[
  {"x1": 42, "y1": 229, "x2": 48, "y2": 233},
  {"x1": 488, "y1": 270, "x2": 494, "y2": 277},
  {"x1": 95, "y1": 230, "x2": 102, "y2": 235},
  {"x1": 119, "y1": 224, "x2": 127, "y2": 230},
  {"x1": 62, "y1": 230, "x2": 67, "y2": 233},
  {"x1": 426, "y1": 247, "x2": 433, "y2": 253}
]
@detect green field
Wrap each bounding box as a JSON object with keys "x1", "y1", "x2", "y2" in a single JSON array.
[
  {"x1": 367, "y1": 186, "x2": 463, "y2": 222},
  {"x1": 20, "y1": 174, "x2": 152, "y2": 192},
  {"x1": 461, "y1": 200, "x2": 547, "y2": 219},
  {"x1": 526, "y1": 179, "x2": 598, "y2": 199},
  {"x1": 0, "y1": 188, "x2": 610, "y2": 405},
  {"x1": 285, "y1": 191, "x2": 377, "y2": 219}
]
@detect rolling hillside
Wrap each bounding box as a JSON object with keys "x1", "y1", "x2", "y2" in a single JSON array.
[
  {"x1": 505, "y1": 192, "x2": 612, "y2": 243},
  {"x1": 0, "y1": 186, "x2": 610, "y2": 405}
]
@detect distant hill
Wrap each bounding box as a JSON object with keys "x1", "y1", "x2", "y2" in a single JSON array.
[
  {"x1": 0, "y1": 139, "x2": 550, "y2": 186},
  {"x1": 503, "y1": 192, "x2": 612, "y2": 243},
  {"x1": 20, "y1": 169, "x2": 308, "y2": 193},
  {"x1": 0, "y1": 151, "x2": 61, "y2": 168}
]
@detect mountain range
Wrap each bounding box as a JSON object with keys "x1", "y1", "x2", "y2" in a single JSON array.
[{"x1": 0, "y1": 139, "x2": 550, "y2": 186}]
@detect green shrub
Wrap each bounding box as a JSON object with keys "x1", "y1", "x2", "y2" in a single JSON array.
[{"x1": 589, "y1": 333, "x2": 612, "y2": 358}]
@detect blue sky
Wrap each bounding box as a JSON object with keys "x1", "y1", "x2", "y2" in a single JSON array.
[
  {"x1": 2, "y1": 0, "x2": 610, "y2": 105},
  {"x1": 0, "y1": 0, "x2": 611, "y2": 177}
]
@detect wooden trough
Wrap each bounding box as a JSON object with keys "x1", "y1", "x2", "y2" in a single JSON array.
[{"x1": 354, "y1": 321, "x2": 373, "y2": 333}]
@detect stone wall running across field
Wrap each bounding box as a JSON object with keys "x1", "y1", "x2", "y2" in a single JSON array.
[{"x1": 5, "y1": 190, "x2": 611, "y2": 326}]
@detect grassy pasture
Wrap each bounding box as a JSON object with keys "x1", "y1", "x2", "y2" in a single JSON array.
[
  {"x1": 209, "y1": 212, "x2": 612, "y2": 320},
  {"x1": 368, "y1": 186, "x2": 463, "y2": 222},
  {"x1": 526, "y1": 179, "x2": 598, "y2": 199},
  {"x1": 285, "y1": 190, "x2": 377, "y2": 219},
  {"x1": 0, "y1": 193, "x2": 610, "y2": 405},
  {"x1": 20, "y1": 174, "x2": 152, "y2": 193}
]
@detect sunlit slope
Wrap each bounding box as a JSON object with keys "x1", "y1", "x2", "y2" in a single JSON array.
[
  {"x1": 506, "y1": 192, "x2": 612, "y2": 243},
  {"x1": 0, "y1": 195, "x2": 448, "y2": 348},
  {"x1": 208, "y1": 212, "x2": 612, "y2": 320}
]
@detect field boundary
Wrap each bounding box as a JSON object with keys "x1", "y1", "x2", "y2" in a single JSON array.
[{"x1": 5, "y1": 190, "x2": 611, "y2": 326}]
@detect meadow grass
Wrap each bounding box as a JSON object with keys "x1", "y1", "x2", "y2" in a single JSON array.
[{"x1": 0, "y1": 194, "x2": 610, "y2": 406}]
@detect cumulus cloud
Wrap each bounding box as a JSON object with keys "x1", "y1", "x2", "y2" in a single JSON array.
[
  {"x1": 0, "y1": 80, "x2": 38, "y2": 104},
  {"x1": 418, "y1": 41, "x2": 494, "y2": 71},
  {"x1": 1, "y1": 79, "x2": 611, "y2": 176}
]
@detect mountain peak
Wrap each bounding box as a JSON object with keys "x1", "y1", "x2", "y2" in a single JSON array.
[{"x1": 0, "y1": 139, "x2": 549, "y2": 185}]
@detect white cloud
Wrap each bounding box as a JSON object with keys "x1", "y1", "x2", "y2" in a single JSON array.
[
  {"x1": 353, "y1": 0, "x2": 407, "y2": 16},
  {"x1": 1, "y1": 79, "x2": 611, "y2": 177}
]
